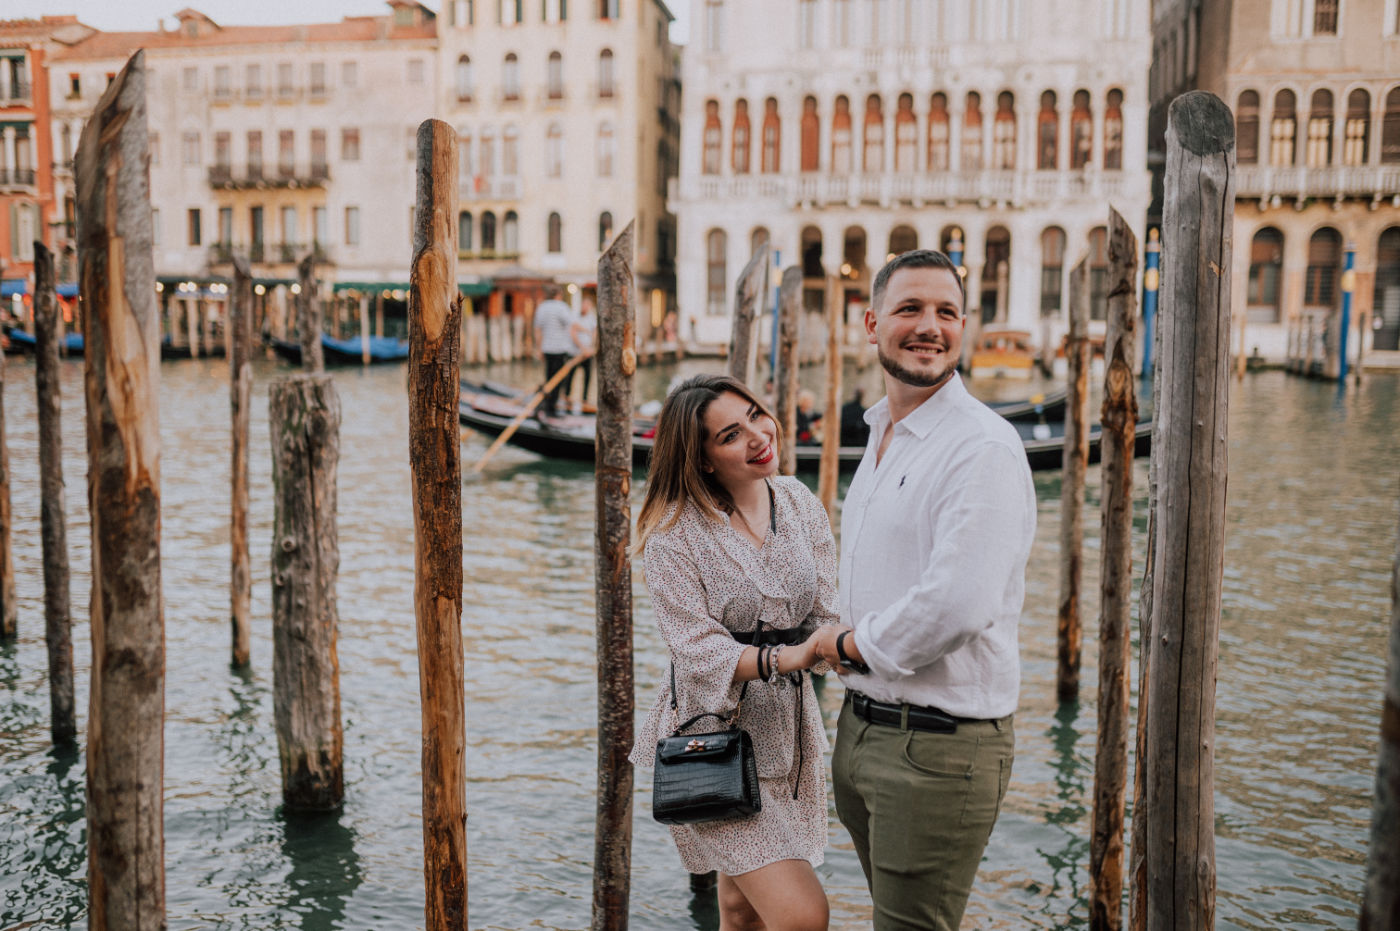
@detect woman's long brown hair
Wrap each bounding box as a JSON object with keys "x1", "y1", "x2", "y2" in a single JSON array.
[{"x1": 633, "y1": 374, "x2": 777, "y2": 554}]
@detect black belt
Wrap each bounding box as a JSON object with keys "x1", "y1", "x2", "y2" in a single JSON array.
[
  {"x1": 848, "y1": 691, "x2": 991, "y2": 734},
  {"x1": 732, "y1": 627, "x2": 805, "y2": 646}
]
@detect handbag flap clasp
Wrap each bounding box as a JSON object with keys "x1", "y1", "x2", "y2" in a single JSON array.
[{"x1": 657, "y1": 731, "x2": 740, "y2": 763}]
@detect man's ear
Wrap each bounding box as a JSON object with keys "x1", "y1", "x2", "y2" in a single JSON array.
[{"x1": 865, "y1": 306, "x2": 879, "y2": 345}]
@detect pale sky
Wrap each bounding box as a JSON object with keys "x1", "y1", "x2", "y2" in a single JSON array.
[{"x1": 7, "y1": 0, "x2": 690, "y2": 42}]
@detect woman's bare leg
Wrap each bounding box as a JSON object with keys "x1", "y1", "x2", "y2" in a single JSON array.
[{"x1": 723, "y1": 859, "x2": 828, "y2": 931}]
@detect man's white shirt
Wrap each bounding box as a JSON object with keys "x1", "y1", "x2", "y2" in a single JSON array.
[{"x1": 838, "y1": 373, "x2": 1036, "y2": 720}]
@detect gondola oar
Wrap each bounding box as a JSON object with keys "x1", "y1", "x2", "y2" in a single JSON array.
[{"x1": 472, "y1": 353, "x2": 586, "y2": 472}]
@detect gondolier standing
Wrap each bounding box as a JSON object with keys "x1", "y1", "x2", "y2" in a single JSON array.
[
  {"x1": 533, "y1": 285, "x2": 576, "y2": 419},
  {"x1": 811, "y1": 249, "x2": 1036, "y2": 930}
]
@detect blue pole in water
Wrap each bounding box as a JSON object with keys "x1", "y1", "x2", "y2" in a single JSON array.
[
  {"x1": 768, "y1": 248, "x2": 782, "y2": 379},
  {"x1": 1142, "y1": 228, "x2": 1160, "y2": 380},
  {"x1": 1338, "y1": 241, "x2": 1356, "y2": 383}
]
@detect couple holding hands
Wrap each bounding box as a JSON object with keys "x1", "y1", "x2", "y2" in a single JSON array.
[{"x1": 629, "y1": 250, "x2": 1038, "y2": 931}]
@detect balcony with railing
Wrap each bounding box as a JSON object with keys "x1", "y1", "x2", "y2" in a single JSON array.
[
  {"x1": 674, "y1": 169, "x2": 1134, "y2": 209},
  {"x1": 209, "y1": 241, "x2": 331, "y2": 266},
  {"x1": 208, "y1": 163, "x2": 329, "y2": 190},
  {"x1": 0, "y1": 167, "x2": 37, "y2": 189},
  {"x1": 4, "y1": 79, "x2": 31, "y2": 104},
  {"x1": 458, "y1": 175, "x2": 522, "y2": 202},
  {"x1": 1235, "y1": 163, "x2": 1400, "y2": 201}
]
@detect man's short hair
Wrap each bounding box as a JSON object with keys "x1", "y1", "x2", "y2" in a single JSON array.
[{"x1": 870, "y1": 249, "x2": 965, "y2": 313}]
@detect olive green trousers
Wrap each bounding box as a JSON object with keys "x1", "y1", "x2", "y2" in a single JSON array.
[{"x1": 832, "y1": 695, "x2": 1014, "y2": 930}]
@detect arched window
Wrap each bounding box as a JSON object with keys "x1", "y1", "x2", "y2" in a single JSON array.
[
  {"x1": 895, "y1": 93, "x2": 917, "y2": 172},
  {"x1": 502, "y1": 210, "x2": 519, "y2": 254},
  {"x1": 1382, "y1": 87, "x2": 1400, "y2": 164},
  {"x1": 481, "y1": 210, "x2": 497, "y2": 252},
  {"x1": 761, "y1": 98, "x2": 780, "y2": 173},
  {"x1": 502, "y1": 124, "x2": 519, "y2": 176},
  {"x1": 547, "y1": 51, "x2": 563, "y2": 100},
  {"x1": 993, "y1": 91, "x2": 1016, "y2": 169},
  {"x1": 1373, "y1": 227, "x2": 1400, "y2": 350},
  {"x1": 1103, "y1": 88, "x2": 1124, "y2": 169},
  {"x1": 706, "y1": 229, "x2": 727, "y2": 315},
  {"x1": 750, "y1": 226, "x2": 770, "y2": 255},
  {"x1": 1306, "y1": 89, "x2": 1333, "y2": 167},
  {"x1": 863, "y1": 94, "x2": 885, "y2": 172},
  {"x1": 1305, "y1": 228, "x2": 1342, "y2": 308},
  {"x1": 981, "y1": 226, "x2": 1010, "y2": 323},
  {"x1": 732, "y1": 98, "x2": 751, "y2": 173},
  {"x1": 547, "y1": 211, "x2": 563, "y2": 253},
  {"x1": 1037, "y1": 90, "x2": 1058, "y2": 170},
  {"x1": 703, "y1": 99, "x2": 722, "y2": 174},
  {"x1": 459, "y1": 210, "x2": 474, "y2": 252},
  {"x1": 1070, "y1": 90, "x2": 1093, "y2": 169},
  {"x1": 456, "y1": 55, "x2": 474, "y2": 101},
  {"x1": 1088, "y1": 226, "x2": 1109, "y2": 321},
  {"x1": 596, "y1": 121, "x2": 614, "y2": 177},
  {"x1": 598, "y1": 49, "x2": 614, "y2": 98},
  {"x1": 1345, "y1": 89, "x2": 1371, "y2": 166},
  {"x1": 832, "y1": 95, "x2": 853, "y2": 173},
  {"x1": 1271, "y1": 89, "x2": 1297, "y2": 166},
  {"x1": 502, "y1": 52, "x2": 520, "y2": 101},
  {"x1": 888, "y1": 225, "x2": 917, "y2": 260},
  {"x1": 962, "y1": 91, "x2": 983, "y2": 170},
  {"x1": 598, "y1": 211, "x2": 613, "y2": 250},
  {"x1": 1236, "y1": 90, "x2": 1260, "y2": 164},
  {"x1": 546, "y1": 123, "x2": 563, "y2": 177},
  {"x1": 1247, "y1": 227, "x2": 1283, "y2": 323},
  {"x1": 1040, "y1": 227, "x2": 1066, "y2": 317},
  {"x1": 927, "y1": 92, "x2": 950, "y2": 171},
  {"x1": 801, "y1": 225, "x2": 824, "y2": 278},
  {"x1": 800, "y1": 96, "x2": 819, "y2": 171}
]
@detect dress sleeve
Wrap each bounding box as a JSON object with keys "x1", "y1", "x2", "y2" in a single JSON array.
[
  {"x1": 796, "y1": 486, "x2": 840, "y2": 675},
  {"x1": 643, "y1": 534, "x2": 748, "y2": 716}
]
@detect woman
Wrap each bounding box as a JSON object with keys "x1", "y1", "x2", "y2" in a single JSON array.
[{"x1": 630, "y1": 374, "x2": 837, "y2": 931}]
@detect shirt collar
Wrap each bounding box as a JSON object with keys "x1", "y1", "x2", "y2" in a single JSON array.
[{"x1": 863, "y1": 373, "x2": 967, "y2": 440}]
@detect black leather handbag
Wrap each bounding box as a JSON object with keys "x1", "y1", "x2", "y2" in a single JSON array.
[{"x1": 651, "y1": 669, "x2": 761, "y2": 825}]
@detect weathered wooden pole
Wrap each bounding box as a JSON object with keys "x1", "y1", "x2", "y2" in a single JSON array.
[
  {"x1": 818, "y1": 273, "x2": 843, "y2": 520},
  {"x1": 407, "y1": 119, "x2": 467, "y2": 930},
  {"x1": 359, "y1": 294, "x2": 372, "y2": 365},
  {"x1": 269, "y1": 374, "x2": 343, "y2": 811},
  {"x1": 297, "y1": 253, "x2": 324, "y2": 373},
  {"x1": 187, "y1": 298, "x2": 201, "y2": 358},
  {"x1": 0, "y1": 307, "x2": 12, "y2": 641},
  {"x1": 727, "y1": 244, "x2": 769, "y2": 388},
  {"x1": 33, "y1": 242, "x2": 75, "y2": 740},
  {"x1": 1089, "y1": 209, "x2": 1138, "y2": 931},
  {"x1": 1141, "y1": 90, "x2": 1234, "y2": 931},
  {"x1": 774, "y1": 266, "x2": 802, "y2": 475},
  {"x1": 1361, "y1": 503, "x2": 1400, "y2": 930},
  {"x1": 229, "y1": 255, "x2": 253, "y2": 668},
  {"x1": 591, "y1": 219, "x2": 635, "y2": 931},
  {"x1": 76, "y1": 50, "x2": 166, "y2": 927},
  {"x1": 1057, "y1": 256, "x2": 1091, "y2": 702}
]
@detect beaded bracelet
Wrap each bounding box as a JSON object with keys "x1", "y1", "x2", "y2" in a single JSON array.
[{"x1": 768, "y1": 645, "x2": 784, "y2": 682}]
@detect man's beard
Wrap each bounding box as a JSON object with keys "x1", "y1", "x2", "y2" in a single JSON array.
[{"x1": 878, "y1": 344, "x2": 957, "y2": 390}]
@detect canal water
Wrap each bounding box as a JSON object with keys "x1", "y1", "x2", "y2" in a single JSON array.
[{"x1": 0, "y1": 353, "x2": 1392, "y2": 929}]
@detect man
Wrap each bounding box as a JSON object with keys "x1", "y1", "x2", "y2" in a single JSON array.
[
  {"x1": 811, "y1": 249, "x2": 1036, "y2": 930},
  {"x1": 532, "y1": 285, "x2": 576, "y2": 419},
  {"x1": 568, "y1": 298, "x2": 597, "y2": 413},
  {"x1": 839, "y1": 387, "x2": 869, "y2": 448}
]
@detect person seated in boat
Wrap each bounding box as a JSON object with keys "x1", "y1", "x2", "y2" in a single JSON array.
[
  {"x1": 795, "y1": 389, "x2": 823, "y2": 445},
  {"x1": 630, "y1": 373, "x2": 838, "y2": 931}
]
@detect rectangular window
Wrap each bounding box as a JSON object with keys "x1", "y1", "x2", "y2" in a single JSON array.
[
  {"x1": 1313, "y1": 0, "x2": 1338, "y2": 35},
  {"x1": 311, "y1": 129, "x2": 328, "y2": 178},
  {"x1": 408, "y1": 59, "x2": 425, "y2": 84},
  {"x1": 342, "y1": 128, "x2": 360, "y2": 161},
  {"x1": 313, "y1": 205, "x2": 328, "y2": 246},
  {"x1": 182, "y1": 66, "x2": 198, "y2": 92},
  {"x1": 345, "y1": 206, "x2": 360, "y2": 245},
  {"x1": 68, "y1": 73, "x2": 80, "y2": 97},
  {"x1": 798, "y1": 0, "x2": 816, "y2": 48},
  {"x1": 281, "y1": 205, "x2": 298, "y2": 245},
  {"x1": 247, "y1": 131, "x2": 263, "y2": 177},
  {"x1": 219, "y1": 206, "x2": 233, "y2": 245},
  {"x1": 279, "y1": 130, "x2": 295, "y2": 177},
  {"x1": 341, "y1": 61, "x2": 357, "y2": 88},
  {"x1": 310, "y1": 62, "x2": 326, "y2": 95},
  {"x1": 277, "y1": 62, "x2": 293, "y2": 96},
  {"x1": 214, "y1": 65, "x2": 230, "y2": 98},
  {"x1": 245, "y1": 63, "x2": 262, "y2": 96},
  {"x1": 188, "y1": 208, "x2": 202, "y2": 246},
  {"x1": 214, "y1": 131, "x2": 231, "y2": 171},
  {"x1": 182, "y1": 131, "x2": 201, "y2": 166},
  {"x1": 704, "y1": 0, "x2": 722, "y2": 50}
]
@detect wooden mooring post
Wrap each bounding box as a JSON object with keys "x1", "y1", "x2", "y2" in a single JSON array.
[
  {"x1": 727, "y1": 244, "x2": 769, "y2": 388},
  {"x1": 298, "y1": 253, "x2": 324, "y2": 373},
  {"x1": 1057, "y1": 256, "x2": 1091, "y2": 703},
  {"x1": 774, "y1": 266, "x2": 802, "y2": 476},
  {"x1": 1138, "y1": 90, "x2": 1234, "y2": 930},
  {"x1": 0, "y1": 303, "x2": 12, "y2": 641},
  {"x1": 591, "y1": 220, "x2": 635, "y2": 931},
  {"x1": 76, "y1": 50, "x2": 166, "y2": 926},
  {"x1": 1089, "y1": 209, "x2": 1138, "y2": 931},
  {"x1": 33, "y1": 242, "x2": 76, "y2": 740},
  {"x1": 406, "y1": 119, "x2": 467, "y2": 930},
  {"x1": 818, "y1": 274, "x2": 843, "y2": 521},
  {"x1": 269, "y1": 373, "x2": 344, "y2": 811},
  {"x1": 1361, "y1": 504, "x2": 1400, "y2": 929},
  {"x1": 229, "y1": 254, "x2": 253, "y2": 668}
]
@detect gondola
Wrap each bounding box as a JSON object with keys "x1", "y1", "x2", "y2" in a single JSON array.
[
  {"x1": 459, "y1": 382, "x2": 1149, "y2": 473},
  {"x1": 269, "y1": 334, "x2": 411, "y2": 365},
  {"x1": 160, "y1": 335, "x2": 226, "y2": 359},
  {"x1": 3, "y1": 327, "x2": 85, "y2": 356}
]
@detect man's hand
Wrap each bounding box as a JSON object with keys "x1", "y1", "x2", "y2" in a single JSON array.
[{"x1": 810, "y1": 625, "x2": 854, "y2": 666}]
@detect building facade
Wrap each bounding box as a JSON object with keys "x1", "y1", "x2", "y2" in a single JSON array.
[
  {"x1": 671, "y1": 0, "x2": 1152, "y2": 351},
  {"x1": 1150, "y1": 0, "x2": 1400, "y2": 363}
]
